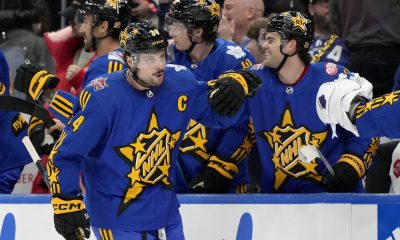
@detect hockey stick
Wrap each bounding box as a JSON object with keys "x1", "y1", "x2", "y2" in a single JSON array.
[
  {"x1": 22, "y1": 136, "x2": 85, "y2": 240},
  {"x1": 299, "y1": 145, "x2": 335, "y2": 176},
  {"x1": 22, "y1": 136, "x2": 50, "y2": 188},
  {"x1": 0, "y1": 96, "x2": 55, "y2": 127}
]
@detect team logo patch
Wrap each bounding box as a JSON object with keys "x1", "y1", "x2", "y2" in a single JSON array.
[
  {"x1": 88, "y1": 77, "x2": 109, "y2": 91},
  {"x1": 114, "y1": 111, "x2": 181, "y2": 215},
  {"x1": 167, "y1": 64, "x2": 187, "y2": 72},
  {"x1": 11, "y1": 113, "x2": 28, "y2": 136},
  {"x1": 251, "y1": 63, "x2": 265, "y2": 70},
  {"x1": 226, "y1": 46, "x2": 246, "y2": 59},
  {"x1": 259, "y1": 105, "x2": 328, "y2": 190},
  {"x1": 325, "y1": 63, "x2": 338, "y2": 75},
  {"x1": 394, "y1": 159, "x2": 400, "y2": 178},
  {"x1": 108, "y1": 50, "x2": 124, "y2": 62}
]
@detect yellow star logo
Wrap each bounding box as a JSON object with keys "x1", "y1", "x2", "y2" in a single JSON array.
[
  {"x1": 120, "y1": 29, "x2": 129, "y2": 46},
  {"x1": 381, "y1": 91, "x2": 399, "y2": 106},
  {"x1": 132, "y1": 28, "x2": 140, "y2": 35},
  {"x1": 205, "y1": 0, "x2": 221, "y2": 18},
  {"x1": 131, "y1": 139, "x2": 145, "y2": 154},
  {"x1": 198, "y1": 0, "x2": 205, "y2": 6},
  {"x1": 106, "y1": 0, "x2": 118, "y2": 9},
  {"x1": 127, "y1": 168, "x2": 141, "y2": 186},
  {"x1": 290, "y1": 12, "x2": 310, "y2": 32},
  {"x1": 189, "y1": 131, "x2": 208, "y2": 152}
]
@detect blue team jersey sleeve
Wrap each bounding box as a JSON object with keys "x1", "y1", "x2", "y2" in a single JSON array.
[
  {"x1": 0, "y1": 50, "x2": 10, "y2": 97},
  {"x1": 355, "y1": 91, "x2": 400, "y2": 138},
  {"x1": 47, "y1": 89, "x2": 109, "y2": 195},
  {"x1": 48, "y1": 90, "x2": 76, "y2": 124}
]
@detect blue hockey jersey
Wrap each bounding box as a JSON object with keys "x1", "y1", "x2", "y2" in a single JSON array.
[
  {"x1": 49, "y1": 49, "x2": 126, "y2": 124},
  {"x1": 0, "y1": 50, "x2": 30, "y2": 172},
  {"x1": 309, "y1": 34, "x2": 349, "y2": 67},
  {"x1": 47, "y1": 64, "x2": 243, "y2": 231},
  {"x1": 170, "y1": 38, "x2": 255, "y2": 193},
  {"x1": 247, "y1": 62, "x2": 378, "y2": 193},
  {"x1": 354, "y1": 90, "x2": 400, "y2": 138}
]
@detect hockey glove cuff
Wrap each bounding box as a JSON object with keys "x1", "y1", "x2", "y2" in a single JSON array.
[
  {"x1": 52, "y1": 194, "x2": 90, "y2": 240},
  {"x1": 14, "y1": 63, "x2": 59, "y2": 103}
]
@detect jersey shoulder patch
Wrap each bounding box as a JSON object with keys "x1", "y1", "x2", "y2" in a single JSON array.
[
  {"x1": 226, "y1": 45, "x2": 246, "y2": 59},
  {"x1": 108, "y1": 50, "x2": 124, "y2": 62},
  {"x1": 166, "y1": 64, "x2": 188, "y2": 72}
]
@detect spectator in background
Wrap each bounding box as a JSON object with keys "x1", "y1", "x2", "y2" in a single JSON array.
[
  {"x1": 220, "y1": 0, "x2": 264, "y2": 48},
  {"x1": 269, "y1": 0, "x2": 308, "y2": 15},
  {"x1": 246, "y1": 17, "x2": 269, "y2": 63},
  {"x1": 308, "y1": 0, "x2": 348, "y2": 66},
  {"x1": 330, "y1": 0, "x2": 400, "y2": 97},
  {"x1": 44, "y1": 0, "x2": 96, "y2": 94},
  {"x1": 0, "y1": 0, "x2": 55, "y2": 81},
  {"x1": 129, "y1": 0, "x2": 159, "y2": 23}
]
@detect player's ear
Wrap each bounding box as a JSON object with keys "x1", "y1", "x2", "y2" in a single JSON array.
[{"x1": 192, "y1": 27, "x2": 204, "y2": 42}]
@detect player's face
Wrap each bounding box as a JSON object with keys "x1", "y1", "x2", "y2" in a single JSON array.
[
  {"x1": 259, "y1": 32, "x2": 286, "y2": 68},
  {"x1": 166, "y1": 20, "x2": 191, "y2": 51},
  {"x1": 79, "y1": 15, "x2": 94, "y2": 51},
  {"x1": 136, "y1": 51, "x2": 167, "y2": 86},
  {"x1": 247, "y1": 39, "x2": 265, "y2": 63}
]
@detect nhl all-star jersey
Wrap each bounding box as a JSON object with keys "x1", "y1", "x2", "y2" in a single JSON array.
[
  {"x1": 309, "y1": 34, "x2": 349, "y2": 67},
  {"x1": 170, "y1": 38, "x2": 255, "y2": 193},
  {"x1": 246, "y1": 62, "x2": 378, "y2": 193},
  {"x1": 47, "y1": 64, "x2": 243, "y2": 231},
  {"x1": 0, "y1": 50, "x2": 31, "y2": 172},
  {"x1": 49, "y1": 49, "x2": 126, "y2": 124}
]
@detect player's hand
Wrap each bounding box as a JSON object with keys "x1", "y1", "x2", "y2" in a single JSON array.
[
  {"x1": 188, "y1": 156, "x2": 238, "y2": 193},
  {"x1": 66, "y1": 65, "x2": 82, "y2": 81},
  {"x1": 208, "y1": 70, "x2": 261, "y2": 117},
  {"x1": 322, "y1": 161, "x2": 360, "y2": 193},
  {"x1": 14, "y1": 62, "x2": 59, "y2": 103},
  {"x1": 52, "y1": 194, "x2": 91, "y2": 240},
  {"x1": 218, "y1": 15, "x2": 235, "y2": 41}
]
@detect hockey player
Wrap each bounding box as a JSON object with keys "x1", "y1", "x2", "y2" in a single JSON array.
[
  {"x1": 48, "y1": 20, "x2": 261, "y2": 240},
  {"x1": 240, "y1": 11, "x2": 378, "y2": 193},
  {"x1": 0, "y1": 50, "x2": 32, "y2": 193},
  {"x1": 16, "y1": 0, "x2": 131, "y2": 125},
  {"x1": 164, "y1": 0, "x2": 255, "y2": 193}
]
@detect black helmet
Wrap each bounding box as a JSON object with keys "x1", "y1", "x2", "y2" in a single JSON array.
[
  {"x1": 120, "y1": 20, "x2": 168, "y2": 54},
  {"x1": 165, "y1": 0, "x2": 221, "y2": 35},
  {"x1": 261, "y1": 11, "x2": 313, "y2": 52},
  {"x1": 77, "y1": 0, "x2": 131, "y2": 37}
]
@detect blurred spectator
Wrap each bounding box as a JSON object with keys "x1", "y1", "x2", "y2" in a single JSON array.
[
  {"x1": 392, "y1": 65, "x2": 400, "y2": 91},
  {"x1": 0, "y1": 0, "x2": 55, "y2": 97},
  {"x1": 308, "y1": 0, "x2": 348, "y2": 66},
  {"x1": 43, "y1": 0, "x2": 96, "y2": 94},
  {"x1": 129, "y1": 0, "x2": 159, "y2": 23},
  {"x1": 270, "y1": 0, "x2": 308, "y2": 15},
  {"x1": 220, "y1": 0, "x2": 264, "y2": 48},
  {"x1": 246, "y1": 17, "x2": 269, "y2": 63},
  {"x1": 330, "y1": 0, "x2": 400, "y2": 97}
]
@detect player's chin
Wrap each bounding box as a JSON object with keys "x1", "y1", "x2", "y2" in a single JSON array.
[{"x1": 153, "y1": 74, "x2": 164, "y2": 85}]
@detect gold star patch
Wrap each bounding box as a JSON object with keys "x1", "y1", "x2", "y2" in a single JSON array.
[
  {"x1": 106, "y1": 0, "x2": 118, "y2": 9},
  {"x1": 290, "y1": 12, "x2": 310, "y2": 32},
  {"x1": 205, "y1": 0, "x2": 221, "y2": 18},
  {"x1": 119, "y1": 28, "x2": 129, "y2": 47}
]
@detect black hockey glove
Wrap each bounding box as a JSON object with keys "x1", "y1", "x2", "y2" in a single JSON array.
[
  {"x1": 322, "y1": 162, "x2": 360, "y2": 193},
  {"x1": 28, "y1": 116, "x2": 57, "y2": 155},
  {"x1": 208, "y1": 70, "x2": 262, "y2": 117},
  {"x1": 188, "y1": 156, "x2": 239, "y2": 193},
  {"x1": 14, "y1": 63, "x2": 59, "y2": 103},
  {"x1": 52, "y1": 194, "x2": 91, "y2": 240}
]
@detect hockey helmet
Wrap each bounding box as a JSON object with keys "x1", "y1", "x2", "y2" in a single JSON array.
[
  {"x1": 259, "y1": 11, "x2": 313, "y2": 51},
  {"x1": 76, "y1": 0, "x2": 131, "y2": 37},
  {"x1": 165, "y1": 0, "x2": 221, "y2": 34},
  {"x1": 120, "y1": 20, "x2": 168, "y2": 54}
]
